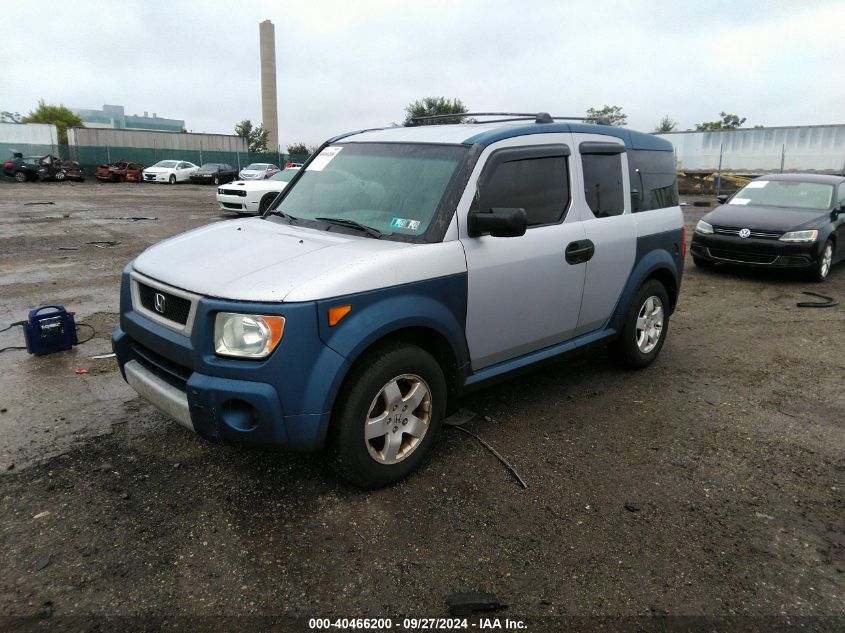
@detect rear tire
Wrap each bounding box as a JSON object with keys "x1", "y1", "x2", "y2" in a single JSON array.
[
  {"x1": 54, "y1": 170, "x2": 66, "y2": 182},
  {"x1": 330, "y1": 344, "x2": 446, "y2": 489},
  {"x1": 613, "y1": 279, "x2": 670, "y2": 369},
  {"x1": 14, "y1": 171, "x2": 27, "y2": 183},
  {"x1": 693, "y1": 256, "x2": 715, "y2": 268}
]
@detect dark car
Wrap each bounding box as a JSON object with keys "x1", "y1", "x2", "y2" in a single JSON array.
[
  {"x1": 55, "y1": 159, "x2": 85, "y2": 182},
  {"x1": 691, "y1": 174, "x2": 845, "y2": 282},
  {"x1": 189, "y1": 163, "x2": 238, "y2": 185},
  {"x1": 3, "y1": 154, "x2": 45, "y2": 182}
]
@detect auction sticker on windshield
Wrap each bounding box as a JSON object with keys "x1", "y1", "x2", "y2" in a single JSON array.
[
  {"x1": 390, "y1": 217, "x2": 421, "y2": 230},
  {"x1": 307, "y1": 146, "x2": 343, "y2": 171}
]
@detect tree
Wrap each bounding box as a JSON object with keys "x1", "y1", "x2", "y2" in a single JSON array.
[
  {"x1": 234, "y1": 119, "x2": 270, "y2": 152},
  {"x1": 21, "y1": 100, "x2": 83, "y2": 144},
  {"x1": 585, "y1": 105, "x2": 627, "y2": 126},
  {"x1": 654, "y1": 115, "x2": 677, "y2": 133},
  {"x1": 695, "y1": 112, "x2": 746, "y2": 131},
  {"x1": 1, "y1": 110, "x2": 22, "y2": 123},
  {"x1": 286, "y1": 142, "x2": 310, "y2": 155},
  {"x1": 403, "y1": 97, "x2": 471, "y2": 126}
]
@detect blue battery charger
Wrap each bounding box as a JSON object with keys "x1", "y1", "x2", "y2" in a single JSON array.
[{"x1": 23, "y1": 305, "x2": 79, "y2": 356}]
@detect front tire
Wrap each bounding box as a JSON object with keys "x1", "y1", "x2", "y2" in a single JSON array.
[
  {"x1": 258, "y1": 193, "x2": 276, "y2": 214},
  {"x1": 613, "y1": 279, "x2": 670, "y2": 369},
  {"x1": 810, "y1": 239, "x2": 834, "y2": 282},
  {"x1": 331, "y1": 344, "x2": 446, "y2": 489},
  {"x1": 169, "y1": 174, "x2": 176, "y2": 185},
  {"x1": 54, "y1": 170, "x2": 66, "y2": 181},
  {"x1": 213, "y1": 176, "x2": 219, "y2": 185}
]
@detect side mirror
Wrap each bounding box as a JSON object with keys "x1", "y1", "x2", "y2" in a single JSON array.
[
  {"x1": 468, "y1": 208, "x2": 527, "y2": 238},
  {"x1": 716, "y1": 194, "x2": 729, "y2": 205}
]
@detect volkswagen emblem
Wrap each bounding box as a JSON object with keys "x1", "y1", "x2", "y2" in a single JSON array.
[
  {"x1": 739, "y1": 228, "x2": 751, "y2": 239},
  {"x1": 154, "y1": 292, "x2": 166, "y2": 313}
]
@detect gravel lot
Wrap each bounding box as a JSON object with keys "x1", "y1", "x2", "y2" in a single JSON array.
[{"x1": 0, "y1": 181, "x2": 843, "y2": 630}]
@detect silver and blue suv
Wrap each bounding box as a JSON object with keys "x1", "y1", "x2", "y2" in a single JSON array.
[{"x1": 113, "y1": 112, "x2": 685, "y2": 488}]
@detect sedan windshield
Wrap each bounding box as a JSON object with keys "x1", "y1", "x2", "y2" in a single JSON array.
[
  {"x1": 152, "y1": 160, "x2": 178, "y2": 168},
  {"x1": 269, "y1": 169, "x2": 298, "y2": 182},
  {"x1": 730, "y1": 180, "x2": 833, "y2": 210},
  {"x1": 273, "y1": 143, "x2": 467, "y2": 238},
  {"x1": 199, "y1": 163, "x2": 219, "y2": 170},
  {"x1": 245, "y1": 163, "x2": 268, "y2": 170}
]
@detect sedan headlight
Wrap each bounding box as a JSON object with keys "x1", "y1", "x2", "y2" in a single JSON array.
[
  {"x1": 214, "y1": 313, "x2": 285, "y2": 359},
  {"x1": 695, "y1": 220, "x2": 714, "y2": 234},
  {"x1": 779, "y1": 230, "x2": 818, "y2": 243}
]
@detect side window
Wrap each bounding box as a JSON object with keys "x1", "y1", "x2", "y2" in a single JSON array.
[
  {"x1": 581, "y1": 153, "x2": 624, "y2": 218},
  {"x1": 629, "y1": 150, "x2": 679, "y2": 212},
  {"x1": 838, "y1": 183, "x2": 845, "y2": 206},
  {"x1": 479, "y1": 151, "x2": 570, "y2": 227}
]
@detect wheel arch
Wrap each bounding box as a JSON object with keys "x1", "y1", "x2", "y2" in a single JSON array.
[{"x1": 611, "y1": 249, "x2": 681, "y2": 330}]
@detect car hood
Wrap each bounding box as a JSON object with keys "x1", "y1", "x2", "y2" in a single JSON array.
[
  {"x1": 703, "y1": 204, "x2": 830, "y2": 232},
  {"x1": 219, "y1": 180, "x2": 286, "y2": 192},
  {"x1": 143, "y1": 167, "x2": 173, "y2": 173},
  {"x1": 131, "y1": 218, "x2": 465, "y2": 302}
]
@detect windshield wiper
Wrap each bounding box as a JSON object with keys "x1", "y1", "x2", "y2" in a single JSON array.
[
  {"x1": 315, "y1": 217, "x2": 384, "y2": 238},
  {"x1": 266, "y1": 209, "x2": 299, "y2": 222}
]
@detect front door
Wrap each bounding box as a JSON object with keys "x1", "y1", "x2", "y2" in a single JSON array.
[{"x1": 461, "y1": 138, "x2": 587, "y2": 370}]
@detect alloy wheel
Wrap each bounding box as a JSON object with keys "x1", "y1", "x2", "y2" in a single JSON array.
[
  {"x1": 364, "y1": 374, "x2": 432, "y2": 465},
  {"x1": 636, "y1": 296, "x2": 664, "y2": 354}
]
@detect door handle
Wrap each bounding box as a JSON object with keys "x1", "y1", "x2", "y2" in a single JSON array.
[{"x1": 565, "y1": 240, "x2": 595, "y2": 265}]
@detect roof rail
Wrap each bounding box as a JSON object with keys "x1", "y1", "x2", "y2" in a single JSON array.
[{"x1": 405, "y1": 112, "x2": 611, "y2": 126}]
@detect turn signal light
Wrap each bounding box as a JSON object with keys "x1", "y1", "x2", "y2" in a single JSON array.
[
  {"x1": 328, "y1": 305, "x2": 352, "y2": 327},
  {"x1": 681, "y1": 227, "x2": 686, "y2": 257}
]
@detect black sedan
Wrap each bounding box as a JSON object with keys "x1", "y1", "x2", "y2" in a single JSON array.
[
  {"x1": 189, "y1": 163, "x2": 238, "y2": 185},
  {"x1": 691, "y1": 174, "x2": 845, "y2": 282},
  {"x1": 3, "y1": 154, "x2": 44, "y2": 182}
]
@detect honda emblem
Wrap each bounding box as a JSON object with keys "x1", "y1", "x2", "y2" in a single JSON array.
[{"x1": 154, "y1": 292, "x2": 166, "y2": 313}]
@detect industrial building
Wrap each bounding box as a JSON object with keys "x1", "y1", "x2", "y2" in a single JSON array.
[
  {"x1": 656, "y1": 124, "x2": 845, "y2": 175},
  {"x1": 71, "y1": 104, "x2": 185, "y2": 133}
]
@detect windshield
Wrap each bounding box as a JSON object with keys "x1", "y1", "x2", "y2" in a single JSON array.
[
  {"x1": 199, "y1": 163, "x2": 219, "y2": 170},
  {"x1": 245, "y1": 163, "x2": 268, "y2": 170},
  {"x1": 270, "y1": 169, "x2": 298, "y2": 182},
  {"x1": 153, "y1": 160, "x2": 178, "y2": 168},
  {"x1": 273, "y1": 143, "x2": 467, "y2": 238},
  {"x1": 730, "y1": 180, "x2": 833, "y2": 210}
]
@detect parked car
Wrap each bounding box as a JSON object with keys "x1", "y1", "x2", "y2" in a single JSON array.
[
  {"x1": 113, "y1": 112, "x2": 684, "y2": 488},
  {"x1": 691, "y1": 174, "x2": 845, "y2": 282},
  {"x1": 216, "y1": 168, "x2": 299, "y2": 214},
  {"x1": 142, "y1": 160, "x2": 199, "y2": 184},
  {"x1": 96, "y1": 161, "x2": 145, "y2": 183},
  {"x1": 54, "y1": 159, "x2": 85, "y2": 182},
  {"x1": 238, "y1": 163, "x2": 280, "y2": 180},
  {"x1": 190, "y1": 163, "x2": 238, "y2": 185}
]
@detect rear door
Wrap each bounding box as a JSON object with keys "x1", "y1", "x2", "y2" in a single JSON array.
[
  {"x1": 570, "y1": 134, "x2": 637, "y2": 336},
  {"x1": 460, "y1": 136, "x2": 587, "y2": 370}
]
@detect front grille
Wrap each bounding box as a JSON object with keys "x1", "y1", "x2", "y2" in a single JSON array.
[
  {"x1": 222, "y1": 202, "x2": 244, "y2": 210},
  {"x1": 707, "y1": 248, "x2": 777, "y2": 264},
  {"x1": 220, "y1": 189, "x2": 247, "y2": 197},
  {"x1": 713, "y1": 226, "x2": 783, "y2": 239},
  {"x1": 131, "y1": 342, "x2": 190, "y2": 390},
  {"x1": 138, "y1": 283, "x2": 191, "y2": 324}
]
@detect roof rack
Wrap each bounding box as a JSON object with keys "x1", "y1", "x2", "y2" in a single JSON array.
[{"x1": 405, "y1": 112, "x2": 611, "y2": 126}]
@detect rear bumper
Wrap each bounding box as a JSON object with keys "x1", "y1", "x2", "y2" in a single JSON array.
[{"x1": 691, "y1": 233, "x2": 820, "y2": 268}]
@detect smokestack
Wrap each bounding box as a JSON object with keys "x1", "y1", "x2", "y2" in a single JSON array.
[{"x1": 259, "y1": 19, "x2": 279, "y2": 151}]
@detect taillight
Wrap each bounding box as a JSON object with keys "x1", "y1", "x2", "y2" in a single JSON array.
[
  {"x1": 681, "y1": 227, "x2": 687, "y2": 257},
  {"x1": 3, "y1": 162, "x2": 12, "y2": 168}
]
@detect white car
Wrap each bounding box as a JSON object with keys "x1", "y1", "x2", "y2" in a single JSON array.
[
  {"x1": 216, "y1": 168, "x2": 299, "y2": 214},
  {"x1": 237, "y1": 162, "x2": 281, "y2": 180},
  {"x1": 142, "y1": 160, "x2": 199, "y2": 184}
]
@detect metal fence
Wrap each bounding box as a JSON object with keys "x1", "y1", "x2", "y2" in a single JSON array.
[{"x1": 2, "y1": 143, "x2": 309, "y2": 178}]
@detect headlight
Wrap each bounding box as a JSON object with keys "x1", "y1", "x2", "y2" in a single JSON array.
[
  {"x1": 779, "y1": 229, "x2": 818, "y2": 243},
  {"x1": 214, "y1": 313, "x2": 285, "y2": 359},
  {"x1": 695, "y1": 220, "x2": 714, "y2": 234}
]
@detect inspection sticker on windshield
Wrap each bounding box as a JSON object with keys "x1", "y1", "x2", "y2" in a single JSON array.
[
  {"x1": 745, "y1": 181, "x2": 768, "y2": 188},
  {"x1": 390, "y1": 217, "x2": 421, "y2": 231},
  {"x1": 306, "y1": 146, "x2": 343, "y2": 172}
]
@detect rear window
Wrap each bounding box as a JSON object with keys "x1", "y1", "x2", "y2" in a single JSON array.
[{"x1": 629, "y1": 150, "x2": 678, "y2": 212}]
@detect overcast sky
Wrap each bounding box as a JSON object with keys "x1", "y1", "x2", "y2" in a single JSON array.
[{"x1": 3, "y1": 1, "x2": 843, "y2": 148}]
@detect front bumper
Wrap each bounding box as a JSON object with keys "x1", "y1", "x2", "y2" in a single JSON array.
[
  {"x1": 143, "y1": 173, "x2": 169, "y2": 182},
  {"x1": 691, "y1": 232, "x2": 820, "y2": 268},
  {"x1": 112, "y1": 269, "x2": 349, "y2": 450}
]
